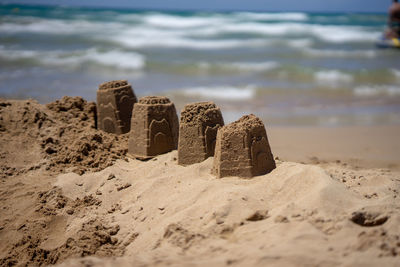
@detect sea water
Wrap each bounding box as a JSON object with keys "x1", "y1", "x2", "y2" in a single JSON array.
[{"x1": 1, "y1": 4, "x2": 399, "y2": 126}]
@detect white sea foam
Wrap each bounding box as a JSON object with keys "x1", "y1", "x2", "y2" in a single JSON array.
[
  {"x1": 0, "y1": 48, "x2": 38, "y2": 59},
  {"x1": 354, "y1": 85, "x2": 400, "y2": 97},
  {"x1": 64, "y1": 49, "x2": 145, "y2": 70},
  {"x1": 234, "y1": 12, "x2": 309, "y2": 21},
  {"x1": 0, "y1": 17, "x2": 126, "y2": 35},
  {"x1": 0, "y1": 47, "x2": 146, "y2": 70},
  {"x1": 314, "y1": 70, "x2": 353, "y2": 86},
  {"x1": 0, "y1": 14, "x2": 381, "y2": 47},
  {"x1": 391, "y1": 69, "x2": 400, "y2": 79},
  {"x1": 217, "y1": 22, "x2": 297, "y2": 35},
  {"x1": 116, "y1": 32, "x2": 267, "y2": 49},
  {"x1": 182, "y1": 85, "x2": 256, "y2": 100},
  {"x1": 197, "y1": 61, "x2": 279, "y2": 72},
  {"x1": 305, "y1": 48, "x2": 377, "y2": 58},
  {"x1": 225, "y1": 62, "x2": 279, "y2": 72},
  {"x1": 115, "y1": 25, "x2": 293, "y2": 49},
  {"x1": 0, "y1": 18, "x2": 71, "y2": 34},
  {"x1": 204, "y1": 22, "x2": 380, "y2": 43},
  {"x1": 142, "y1": 14, "x2": 226, "y2": 28},
  {"x1": 0, "y1": 13, "x2": 380, "y2": 45},
  {"x1": 117, "y1": 32, "x2": 312, "y2": 50},
  {"x1": 309, "y1": 25, "x2": 381, "y2": 43}
]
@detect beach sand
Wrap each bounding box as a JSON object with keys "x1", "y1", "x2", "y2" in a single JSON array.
[
  {"x1": 269, "y1": 125, "x2": 400, "y2": 170},
  {"x1": 0, "y1": 97, "x2": 399, "y2": 266}
]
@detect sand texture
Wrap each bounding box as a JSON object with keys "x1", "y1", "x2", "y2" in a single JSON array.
[{"x1": 0, "y1": 98, "x2": 399, "y2": 267}]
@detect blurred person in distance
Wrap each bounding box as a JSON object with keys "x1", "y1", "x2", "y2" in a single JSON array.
[{"x1": 386, "y1": 0, "x2": 400, "y2": 38}]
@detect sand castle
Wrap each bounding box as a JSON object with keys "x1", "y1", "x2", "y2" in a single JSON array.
[
  {"x1": 213, "y1": 114, "x2": 276, "y2": 178},
  {"x1": 128, "y1": 96, "x2": 179, "y2": 159},
  {"x1": 178, "y1": 102, "x2": 224, "y2": 166},
  {"x1": 97, "y1": 80, "x2": 137, "y2": 134},
  {"x1": 96, "y1": 82, "x2": 276, "y2": 177}
]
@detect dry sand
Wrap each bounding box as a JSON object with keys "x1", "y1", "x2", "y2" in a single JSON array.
[{"x1": 0, "y1": 97, "x2": 399, "y2": 267}]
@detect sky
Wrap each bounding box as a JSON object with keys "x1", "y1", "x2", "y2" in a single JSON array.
[{"x1": 0, "y1": 0, "x2": 390, "y2": 13}]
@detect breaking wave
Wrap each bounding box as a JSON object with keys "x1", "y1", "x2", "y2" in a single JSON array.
[
  {"x1": 0, "y1": 47, "x2": 146, "y2": 70},
  {"x1": 0, "y1": 13, "x2": 381, "y2": 48},
  {"x1": 198, "y1": 61, "x2": 280, "y2": 72},
  {"x1": 314, "y1": 70, "x2": 353, "y2": 86},
  {"x1": 182, "y1": 85, "x2": 256, "y2": 100},
  {"x1": 233, "y1": 12, "x2": 309, "y2": 21},
  {"x1": 305, "y1": 48, "x2": 377, "y2": 58},
  {"x1": 353, "y1": 85, "x2": 400, "y2": 97}
]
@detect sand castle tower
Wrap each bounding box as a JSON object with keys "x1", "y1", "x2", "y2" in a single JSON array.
[
  {"x1": 178, "y1": 102, "x2": 224, "y2": 166},
  {"x1": 97, "y1": 80, "x2": 137, "y2": 134},
  {"x1": 213, "y1": 114, "x2": 276, "y2": 178},
  {"x1": 128, "y1": 96, "x2": 179, "y2": 159}
]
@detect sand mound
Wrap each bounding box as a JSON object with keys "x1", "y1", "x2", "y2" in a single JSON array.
[
  {"x1": 0, "y1": 97, "x2": 128, "y2": 177},
  {"x1": 22, "y1": 153, "x2": 397, "y2": 267}
]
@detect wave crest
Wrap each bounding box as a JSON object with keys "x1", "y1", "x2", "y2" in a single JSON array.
[
  {"x1": 181, "y1": 85, "x2": 256, "y2": 100},
  {"x1": 354, "y1": 85, "x2": 400, "y2": 97},
  {"x1": 314, "y1": 70, "x2": 353, "y2": 86},
  {"x1": 0, "y1": 47, "x2": 146, "y2": 70},
  {"x1": 234, "y1": 12, "x2": 309, "y2": 21}
]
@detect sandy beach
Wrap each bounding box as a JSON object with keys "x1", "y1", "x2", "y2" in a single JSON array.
[
  {"x1": 0, "y1": 97, "x2": 399, "y2": 266},
  {"x1": 268, "y1": 125, "x2": 400, "y2": 170},
  {"x1": 1, "y1": 3, "x2": 399, "y2": 266}
]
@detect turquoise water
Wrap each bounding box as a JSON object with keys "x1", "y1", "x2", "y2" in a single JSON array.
[{"x1": 1, "y1": 4, "x2": 400, "y2": 126}]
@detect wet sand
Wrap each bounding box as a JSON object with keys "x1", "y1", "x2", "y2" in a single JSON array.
[{"x1": 269, "y1": 125, "x2": 400, "y2": 170}]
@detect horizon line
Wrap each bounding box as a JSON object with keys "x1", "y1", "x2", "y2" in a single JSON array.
[{"x1": 0, "y1": 2, "x2": 388, "y2": 15}]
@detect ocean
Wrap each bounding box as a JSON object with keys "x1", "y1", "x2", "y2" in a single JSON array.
[{"x1": 1, "y1": 4, "x2": 399, "y2": 126}]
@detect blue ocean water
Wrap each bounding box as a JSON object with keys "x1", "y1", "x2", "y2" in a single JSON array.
[{"x1": 0, "y1": 4, "x2": 399, "y2": 126}]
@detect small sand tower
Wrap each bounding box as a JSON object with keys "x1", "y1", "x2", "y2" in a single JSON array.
[
  {"x1": 128, "y1": 96, "x2": 179, "y2": 159},
  {"x1": 213, "y1": 114, "x2": 275, "y2": 178},
  {"x1": 97, "y1": 80, "x2": 137, "y2": 134},
  {"x1": 178, "y1": 102, "x2": 224, "y2": 166}
]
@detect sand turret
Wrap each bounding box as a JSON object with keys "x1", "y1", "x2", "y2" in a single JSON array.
[
  {"x1": 213, "y1": 114, "x2": 275, "y2": 178},
  {"x1": 128, "y1": 96, "x2": 179, "y2": 159},
  {"x1": 178, "y1": 102, "x2": 224, "y2": 166},
  {"x1": 96, "y1": 80, "x2": 137, "y2": 134}
]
